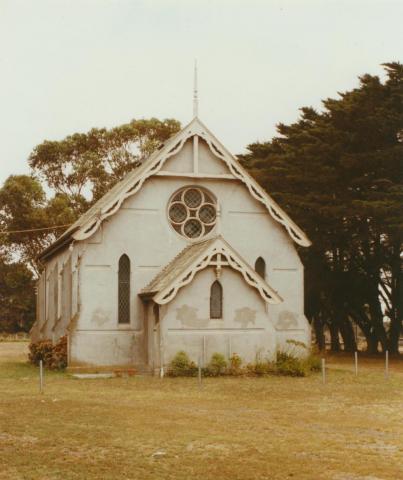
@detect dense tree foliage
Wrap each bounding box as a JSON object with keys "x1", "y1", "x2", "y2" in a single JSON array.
[
  {"x1": 0, "y1": 253, "x2": 35, "y2": 333},
  {"x1": 29, "y1": 117, "x2": 181, "y2": 208},
  {"x1": 0, "y1": 175, "x2": 76, "y2": 275},
  {"x1": 240, "y1": 63, "x2": 403, "y2": 353}
]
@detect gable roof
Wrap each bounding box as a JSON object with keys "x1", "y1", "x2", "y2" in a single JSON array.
[
  {"x1": 39, "y1": 116, "x2": 310, "y2": 261},
  {"x1": 140, "y1": 236, "x2": 282, "y2": 305}
]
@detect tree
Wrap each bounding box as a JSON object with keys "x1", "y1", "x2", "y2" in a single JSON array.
[
  {"x1": 29, "y1": 117, "x2": 181, "y2": 205},
  {"x1": 0, "y1": 253, "x2": 35, "y2": 333},
  {"x1": 240, "y1": 62, "x2": 403, "y2": 353},
  {"x1": 0, "y1": 175, "x2": 77, "y2": 275}
]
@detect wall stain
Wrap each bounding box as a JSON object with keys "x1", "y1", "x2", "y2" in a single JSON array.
[
  {"x1": 277, "y1": 310, "x2": 298, "y2": 329},
  {"x1": 234, "y1": 307, "x2": 256, "y2": 328},
  {"x1": 91, "y1": 308, "x2": 110, "y2": 326},
  {"x1": 112, "y1": 338, "x2": 126, "y2": 360},
  {"x1": 176, "y1": 305, "x2": 210, "y2": 328}
]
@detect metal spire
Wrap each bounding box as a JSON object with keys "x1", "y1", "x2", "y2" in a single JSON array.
[{"x1": 193, "y1": 60, "x2": 198, "y2": 117}]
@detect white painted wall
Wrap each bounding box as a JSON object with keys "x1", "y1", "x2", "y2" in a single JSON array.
[{"x1": 162, "y1": 267, "x2": 276, "y2": 366}]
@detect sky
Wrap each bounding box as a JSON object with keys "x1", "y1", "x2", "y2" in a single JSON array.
[{"x1": 0, "y1": 0, "x2": 402, "y2": 186}]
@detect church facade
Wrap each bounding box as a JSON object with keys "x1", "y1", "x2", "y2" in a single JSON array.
[{"x1": 31, "y1": 116, "x2": 311, "y2": 372}]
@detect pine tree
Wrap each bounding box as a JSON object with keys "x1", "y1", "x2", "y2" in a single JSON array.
[{"x1": 240, "y1": 63, "x2": 403, "y2": 353}]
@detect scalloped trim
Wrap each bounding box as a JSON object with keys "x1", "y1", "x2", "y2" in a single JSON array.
[
  {"x1": 73, "y1": 118, "x2": 311, "y2": 247},
  {"x1": 153, "y1": 237, "x2": 282, "y2": 305}
]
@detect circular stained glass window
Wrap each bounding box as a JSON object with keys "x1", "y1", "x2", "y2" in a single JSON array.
[{"x1": 167, "y1": 186, "x2": 217, "y2": 239}]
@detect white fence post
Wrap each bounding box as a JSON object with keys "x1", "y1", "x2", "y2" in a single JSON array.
[
  {"x1": 385, "y1": 350, "x2": 389, "y2": 379},
  {"x1": 198, "y1": 356, "x2": 202, "y2": 388},
  {"x1": 39, "y1": 360, "x2": 44, "y2": 394},
  {"x1": 354, "y1": 351, "x2": 358, "y2": 376},
  {"x1": 321, "y1": 358, "x2": 326, "y2": 384}
]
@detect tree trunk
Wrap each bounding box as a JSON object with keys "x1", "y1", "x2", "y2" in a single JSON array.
[
  {"x1": 349, "y1": 308, "x2": 378, "y2": 353},
  {"x1": 313, "y1": 315, "x2": 325, "y2": 351},
  {"x1": 388, "y1": 320, "x2": 402, "y2": 354},
  {"x1": 339, "y1": 315, "x2": 357, "y2": 352},
  {"x1": 329, "y1": 322, "x2": 341, "y2": 352},
  {"x1": 388, "y1": 240, "x2": 402, "y2": 354},
  {"x1": 368, "y1": 300, "x2": 388, "y2": 352},
  {"x1": 365, "y1": 331, "x2": 379, "y2": 354}
]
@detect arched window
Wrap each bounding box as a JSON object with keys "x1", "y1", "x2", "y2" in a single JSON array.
[
  {"x1": 255, "y1": 257, "x2": 266, "y2": 279},
  {"x1": 210, "y1": 280, "x2": 223, "y2": 319},
  {"x1": 118, "y1": 254, "x2": 130, "y2": 324}
]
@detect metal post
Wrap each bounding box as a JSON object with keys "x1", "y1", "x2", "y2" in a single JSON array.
[
  {"x1": 321, "y1": 358, "x2": 326, "y2": 384},
  {"x1": 198, "y1": 356, "x2": 202, "y2": 388},
  {"x1": 39, "y1": 360, "x2": 44, "y2": 394},
  {"x1": 385, "y1": 350, "x2": 389, "y2": 379},
  {"x1": 203, "y1": 335, "x2": 206, "y2": 367},
  {"x1": 354, "y1": 351, "x2": 358, "y2": 376}
]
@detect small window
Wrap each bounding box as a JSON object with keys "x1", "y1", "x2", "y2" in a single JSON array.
[
  {"x1": 210, "y1": 280, "x2": 223, "y2": 319},
  {"x1": 255, "y1": 257, "x2": 266, "y2": 279},
  {"x1": 118, "y1": 254, "x2": 131, "y2": 324}
]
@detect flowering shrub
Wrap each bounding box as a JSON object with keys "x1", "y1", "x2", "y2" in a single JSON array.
[{"x1": 28, "y1": 335, "x2": 67, "y2": 370}]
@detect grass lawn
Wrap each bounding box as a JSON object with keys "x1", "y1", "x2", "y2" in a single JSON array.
[{"x1": 1, "y1": 342, "x2": 402, "y2": 480}]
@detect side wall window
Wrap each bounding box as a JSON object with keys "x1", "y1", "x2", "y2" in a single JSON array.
[
  {"x1": 210, "y1": 280, "x2": 223, "y2": 319},
  {"x1": 118, "y1": 254, "x2": 131, "y2": 324},
  {"x1": 255, "y1": 257, "x2": 266, "y2": 280}
]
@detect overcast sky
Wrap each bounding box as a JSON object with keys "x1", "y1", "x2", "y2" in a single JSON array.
[{"x1": 0, "y1": 0, "x2": 402, "y2": 186}]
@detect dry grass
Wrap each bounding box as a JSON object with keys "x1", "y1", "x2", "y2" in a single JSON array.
[{"x1": 1, "y1": 342, "x2": 402, "y2": 480}]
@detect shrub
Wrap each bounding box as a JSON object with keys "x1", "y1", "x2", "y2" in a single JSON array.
[
  {"x1": 228, "y1": 353, "x2": 242, "y2": 375},
  {"x1": 28, "y1": 335, "x2": 68, "y2": 370},
  {"x1": 304, "y1": 353, "x2": 321, "y2": 372},
  {"x1": 166, "y1": 349, "x2": 320, "y2": 378},
  {"x1": 28, "y1": 339, "x2": 54, "y2": 367},
  {"x1": 275, "y1": 351, "x2": 307, "y2": 377},
  {"x1": 207, "y1": 353, "x2": 227, "y2": 376},
  {"x1": 51, "y1": 336, "x2": 68, "y2": 370},
  {"x1": 245, "y1": 360, "x2": 275, "y2": 376},
  {"x1": 168, "y1": 351, "x2": 197, "y2": 377}
]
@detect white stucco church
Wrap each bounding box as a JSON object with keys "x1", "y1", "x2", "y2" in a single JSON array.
[{"x1": 31, "y1": 84, "x2": 312, "y2": 373}]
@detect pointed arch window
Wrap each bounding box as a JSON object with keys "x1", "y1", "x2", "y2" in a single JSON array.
[
  {"x1": 255, "y1": 257, "x2": 266, "y2": 280},
  {"x1": 210, "y1": 280, "x2": 223, "y2": 319},
  {"x1": 118, "y1": 254, "x2": 131, "y2": 324}
]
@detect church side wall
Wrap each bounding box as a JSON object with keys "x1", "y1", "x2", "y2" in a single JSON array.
[{"x1": 33, "y1": 244, "x2": 84, "y2": 351}]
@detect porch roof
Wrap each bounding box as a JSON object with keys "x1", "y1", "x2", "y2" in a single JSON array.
[{"x1": 140, "y1": 236, "x2": 282, "y2": 306}]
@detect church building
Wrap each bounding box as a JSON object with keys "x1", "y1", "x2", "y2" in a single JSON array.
[{"x1": 31, "y1": 89, "x2": 312, "y2": 373}]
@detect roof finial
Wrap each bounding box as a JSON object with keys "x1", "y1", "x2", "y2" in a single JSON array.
[{"x1": 193, "y1": 59, "x2": 198, "y2": 117}]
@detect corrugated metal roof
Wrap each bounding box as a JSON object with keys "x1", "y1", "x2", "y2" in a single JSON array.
[{"x1": 141, "y1": 237, "x2": 216, "y2": 296}]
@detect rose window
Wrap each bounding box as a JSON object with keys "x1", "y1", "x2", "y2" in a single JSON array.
[{"x1": 168, "y1": 187, "x2": 217, "y2": 239}]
